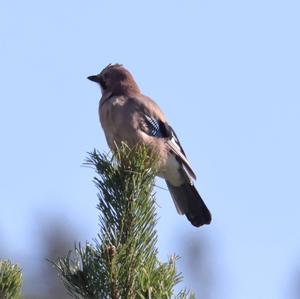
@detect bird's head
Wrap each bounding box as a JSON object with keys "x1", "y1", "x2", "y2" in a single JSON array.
[{"x1": 87, "y1": 64, "x2": 140, "y2": 96}]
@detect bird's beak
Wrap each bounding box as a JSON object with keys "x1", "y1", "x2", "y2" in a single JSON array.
[{"x1": 87, "y1": 75, "x2": 101, "y2": 83}]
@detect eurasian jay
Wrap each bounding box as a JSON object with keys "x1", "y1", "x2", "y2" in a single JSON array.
[{"x1": 88, "y1": 64, "x2": 211, "y2": 227}]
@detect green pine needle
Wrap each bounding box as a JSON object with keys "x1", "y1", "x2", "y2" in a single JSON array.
[
  {"x1": 0, "y1": 260, "x2": 22, "y2": 299},
  {"x1": 54, "y1": 144, "x2": 194, "y2": 298}
]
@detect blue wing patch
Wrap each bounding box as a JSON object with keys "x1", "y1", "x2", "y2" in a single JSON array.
[{"x1": 144, "y1": 115, "x2": 166, "y2": 138}]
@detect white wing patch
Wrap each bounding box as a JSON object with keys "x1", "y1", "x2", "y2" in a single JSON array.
[{"x1": 166, "y1": 136, "x2": 197, "y2": 180}]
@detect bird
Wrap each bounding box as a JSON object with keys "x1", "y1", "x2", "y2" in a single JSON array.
[{"x1": 87, "y1": 64, "x2": 211, "y2": 227}]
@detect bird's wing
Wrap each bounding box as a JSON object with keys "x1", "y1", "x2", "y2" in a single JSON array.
[
  {"x1": 166, "y1": 125, "x2": 197, "y2": 180},
  {"x1": 141, "y1": 113, "x2": 197, "y2": 180}
]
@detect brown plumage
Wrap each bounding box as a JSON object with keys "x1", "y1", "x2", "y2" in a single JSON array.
[{"x1": 88, "y1": 64, "x2": 211, "y2": 227}]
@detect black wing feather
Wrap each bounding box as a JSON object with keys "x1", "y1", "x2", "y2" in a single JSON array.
[
  {"x1": 141, "y1": 114, "x2": 196, "y2": 180},
  {"x1": 143, "y1": 114, "x2": 169, "y2": 138}
]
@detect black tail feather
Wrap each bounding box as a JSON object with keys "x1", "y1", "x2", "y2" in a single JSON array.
[{"x1": 166, "y1": 181, "x2": 212, "y2": 227}]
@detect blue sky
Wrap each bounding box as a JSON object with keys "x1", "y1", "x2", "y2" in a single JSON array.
[{"x1": 1, "y1": 1, "x2": 300, "y2": 298}]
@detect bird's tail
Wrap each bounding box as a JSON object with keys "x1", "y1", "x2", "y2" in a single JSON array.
[{"x1": 166, "y1": 181, "x2": 212, "y2": 227}]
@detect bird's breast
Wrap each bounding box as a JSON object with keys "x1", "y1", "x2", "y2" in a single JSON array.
[{"x1": 99, "y1": 96, "x2": 139, "y2": 149}]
